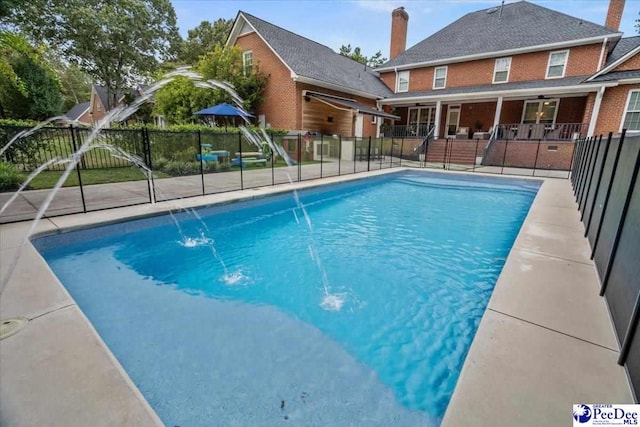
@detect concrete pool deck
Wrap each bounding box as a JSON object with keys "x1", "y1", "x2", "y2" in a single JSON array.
[{"x1": 0, "y1": 168, "x2": 634, "y2": 426}]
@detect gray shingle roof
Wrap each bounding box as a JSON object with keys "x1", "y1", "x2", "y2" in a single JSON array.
[
  {"x1": 64, "y1": 101, "x2": 90, "y2": 120},
  {"x1": 385, "y1": 76, "x2": 591, "y2": 99},
  {"x1": 382, "y1": 1, "x2": 618, "y2": 69},
  {"x1": 591, "y1": 70, "x2": 640, "y2": 82},
  {"x1": 240, "y1": 12, "x2": 392, "y2": 98},
  {"x1": 605, "y1": 36, "x2": 640, "y2": 67}
]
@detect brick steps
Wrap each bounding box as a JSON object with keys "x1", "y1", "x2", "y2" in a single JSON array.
[{"x1": 423, "y1": 140, "x2": 480, "y2": 165}]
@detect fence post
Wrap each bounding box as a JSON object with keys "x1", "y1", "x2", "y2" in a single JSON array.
[
  {"x1": 443, "y1": 138, "x2": 448, "y2": 169},
  {"x1": 389, "y1": 137, "x2": 393, "y2": 168},
  {"x1": 501, "y1": 138, "x2": 509, "y2": 175},
  {"x1": 298, "y1": 134, "x2": 302, "y2": 181},
  {"x1": 599, "y1": 136, "x2": 640, "y2": 296},
  {"x1": 367, "y1": 136, "x2": 372, "y2": 172},
  {"x1": 238, "y1": 132, "x2": 244, "y2": 190},
  {"x1": 567, "y1": 137, "x2": 578, "y2": 180},
  {"x1": 576, "y1": 137, "x2": 593, "y2": 200},
  {"x1": 320, "y1": 133, "x2": 324, "y2": 178},
  {"x1": 532, "y1": 139, "x2": 541, "y2": 176},
  {"x1": 592, "y1": 132, "x2": 625, "y2": 260},
  {"x1": 571, "y1": 138, "x2": 583, "y2": 188},
  {"x1": 198, "y1": 130, "x2": 205, "y2": 196},
  {"x1": 338, "y1": 135, "x2": 342, "y2": 176},
  {"x1": 585, "y1": 133, "x2": 612, "y2": 237},
  {"x1": 69, "y1": 125, "x2": 87, "y2": 213},
  {"x1": 473, "y1": 138, "x2": 479, "y2": 173},
  {"x1": 379, "y1": 137, "x2": 383, "y2": 169},
  {"x1": 353, "y1": 138, "x2": 357, "y2": 174},
  {"x1": 579, "y1": 135, "x2": 600, "y2": 210},
  {"x1": 580, "y1": 134, "x2": 602, "y2": 215},
  {"x1": 270, "y1": 133, "x2": 275, "y2": 186},
  {"x1": 400, "y1": 138, "x2": 404, "y2": 167},
  {"x1": 618, "y1": 292, "x2": 640, "y2": 365}
]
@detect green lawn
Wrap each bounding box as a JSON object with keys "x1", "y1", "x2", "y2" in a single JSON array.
[{"x1": 25, "y1": 167, "x2": 167, "y2": 190}]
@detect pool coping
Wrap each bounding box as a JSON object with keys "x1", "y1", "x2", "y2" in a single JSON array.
[{"x1": 0, "y1": 167, "x2": 634, "y2": 426}]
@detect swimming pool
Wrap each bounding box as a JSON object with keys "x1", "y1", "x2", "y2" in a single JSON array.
[{"x1": 34, "y1": 171, "x2": 540, "y2": 426}]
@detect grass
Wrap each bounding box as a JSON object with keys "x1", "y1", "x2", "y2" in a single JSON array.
[{"x1": 24, "y1": 167, "x2": 167, "y2": 190}]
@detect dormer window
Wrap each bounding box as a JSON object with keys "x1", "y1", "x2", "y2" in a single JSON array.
[
  {"x1": 243, "y1": 50, "x2": 253, "y2": 75},
  {"x1": 546, "y1": 50, "x2": 569, "y2": 79},
  {"x1": 433, "y1": 66, "x2": 447, "y2": 89},
  {"x1": 396, "y1": 70, "x2": 409, "y2": 92},
  {"x1": 493, "y1": 57, "x2": 511, "y2": 83}
]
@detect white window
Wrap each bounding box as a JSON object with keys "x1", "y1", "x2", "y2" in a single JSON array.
[
  {"x1": 396, "y1": 70, "x2": 409, "y2": 92},
  {"x1": 546, "y1": 50, "x2": 569, "y2": 79},
  {"x1": 243, "y1": 50, "x2": 253, "y2": 75},
  {"x1": 433, "y1": 66, "x2": 447, "y2": 89},
  {"x1": 621, "y1": 90, "x2": 640, "y2": 131},
  {"x1": 493, "y1": 57, "x2": 511, "y2": 83}
]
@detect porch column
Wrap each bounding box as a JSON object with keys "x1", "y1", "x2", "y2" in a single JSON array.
[
  {"x1": 493, "y1": 96, "x2": 503, "y2": 130},
  {"x1": 587, "y1": 86, "x2": 606, "y2": 137},
  {"x1": 434, "y1": 100, "x2": 442, "y2": 139}
]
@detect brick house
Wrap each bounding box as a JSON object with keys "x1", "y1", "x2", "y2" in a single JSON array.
[
  {"x1": 377, "y1": 0, "x2": 640, "y2": 143},
  {"x1": 65, "y1": 84, "x2": 150, "y2": 125},
  {"x1": 226, "y1": 11, "x2": 399, "y2": 138},
  {"x1": 228, "y1": 0, "x2": 639, "y2": 148}
]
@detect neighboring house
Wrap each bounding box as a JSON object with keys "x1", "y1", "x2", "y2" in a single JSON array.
[
  {"x1": 64, "y1": 101, "x2": 91, "y2": 123},
  {"x1": 226, "y1": 11, "x2": 399, "y2": 138},
  {"x1": 229, "y1": 0, "x2": 639, "y2": 141},
  {"x1": 65, "y1": 84, "x2": 151, "y2": 125},
  {"x1": 376, "y1": 0, "x2": 639, "y2": 140}
]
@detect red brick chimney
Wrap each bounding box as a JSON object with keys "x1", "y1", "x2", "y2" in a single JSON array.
[
  {"x1": 605, "y1": 0, "x2": 625, "y2": 31},
  {"x1": 390, "y1": 7, "x2": 409, "y2": 60}
]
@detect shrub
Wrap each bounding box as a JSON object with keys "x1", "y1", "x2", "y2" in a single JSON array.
[
  {"x1": 0, "y1": 161, "x2": 23, "y2": 191},
  {"x1": 152, "y1": 157, "x2": 168, "y2": 172}
]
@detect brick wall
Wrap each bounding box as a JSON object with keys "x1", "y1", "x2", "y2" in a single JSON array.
[
  {"x1": 484, "y1": 141, "x2": 575, "y2": 170},
  {"x1": 500, "y1": 100, "x2": 525, "y2": 123},
  {"x1": 605, "y1": 0, "x2": 625, "y2": 31},
  {"x1": 556, "y1": 96, "x2": 587, "y2": 123},
  {"x1": 235, "y1": 32, "x2": 298, "y2": 130},
  {"x1": 612, "y1": 54, "x2": 640, "y2": 72},
  {"x1": 380, "y1": 44, "x2": 602, "y2": 92},
  {"x1": 458, "y1": 101, "x2": 496, "y2": 135},
  {"x1": 390, "y1": 8, "x2": 409, "y2": 60},
  {"x1": 582, "y1": 92, "x2": 597, "y2": 126},
  {"x1": 594, "y1": 84, "x2": 640, "y2": 135}
]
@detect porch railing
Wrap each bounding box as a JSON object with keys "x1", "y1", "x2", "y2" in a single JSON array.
[
  {"x1": 493, "y1": 123, "x2": 587, "y2": 141},
  {"x1": 386, "y1": 124, "x2": 434, "y2": 138}
]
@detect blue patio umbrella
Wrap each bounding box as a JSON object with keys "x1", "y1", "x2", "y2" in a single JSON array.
[{"x1": 195, "y1": 103, "x2": 254, "y2": 119}]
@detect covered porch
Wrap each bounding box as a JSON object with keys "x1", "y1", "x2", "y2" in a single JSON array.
[
  {"x1": 380, "y1": 78, "x2": 606, "y2": 141},
  {"x1": 384, "y1": 96, "x2": 589, "y2": 141}
]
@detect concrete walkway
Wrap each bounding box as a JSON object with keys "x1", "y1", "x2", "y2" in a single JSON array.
[
  {"x1": 0, "y1": 158, "x2": 393, "y2": 223},
  {"x1": 0, "y1": 168, "x2": 633, "y2": 426}
]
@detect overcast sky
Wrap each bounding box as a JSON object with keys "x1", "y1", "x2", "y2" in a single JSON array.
[{"x1": 170, "y1": 0, "x2": 639, "y2": 59}]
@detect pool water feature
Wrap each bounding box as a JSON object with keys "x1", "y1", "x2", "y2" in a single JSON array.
[{"x1": 34, "y1": 171, "x2": 540, "y2": 426}]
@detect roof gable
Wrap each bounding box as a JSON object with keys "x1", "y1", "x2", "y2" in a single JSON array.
[
  {"x1": 381, "y1": 1, "x2": 619, "y2": 70},
  {"x1": 64, "y1": 101, "x2": 90, "y2": 121},
  {"x1": 230, "y1": 12, "x2": 392, "y2": 98}
]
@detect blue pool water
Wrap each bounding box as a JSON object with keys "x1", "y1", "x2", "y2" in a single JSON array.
[{"x1": 35, "y1": 171, "x2": 539, "y2": 426}]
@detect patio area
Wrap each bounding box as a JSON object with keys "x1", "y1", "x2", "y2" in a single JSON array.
[{"x1": 0, "y1": 168, "x2": 634, "y2": 426}]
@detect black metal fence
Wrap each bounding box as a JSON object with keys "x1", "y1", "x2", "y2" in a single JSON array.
[
  {"x1": 398, "y1": 136, "x2": 575, "y2": 178},
  {"x1": 0, "y1": 125, "x2": 403, "y2": 223},
  {"x1": 571, "y1": 130, "x2": 640, "y2": 399}
]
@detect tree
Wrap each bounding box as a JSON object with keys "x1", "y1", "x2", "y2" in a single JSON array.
[
  {"x1": 44, "y1": 52, "x2": 92, "y2": 110},
  {"x1": 179, "y1": 19, "x2": 234, "y2": 65},
  {"x1": 154, "y1": 46, "x2": 267, "y2": 124},
  {"x1": 9, "y1": 0, "x2": 181, "y2": 109},
  {"x1": 0, "y1": 31, "x2": 62, "y2": 119},
  {"x1": 339, "y1": 44, "x2": 387, "y2": 68}
]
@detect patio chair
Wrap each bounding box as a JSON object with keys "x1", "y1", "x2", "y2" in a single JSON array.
[
  {"x1": 530, "y1": 124, "x2": 546, "y2": 140},
  {"x1": 544, "y1": 124, "x2": 565, "y2": 140},
  {"x1": 516, "y1": 124, "x2": 531, "y2": 140},
  {"x1": 456, "y1": 127, "x2": 469, "y2": 139}
]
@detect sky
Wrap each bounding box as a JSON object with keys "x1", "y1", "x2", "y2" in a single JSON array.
[{"x1": 170, "y1": 0, "x2": 640, "y2": 59}]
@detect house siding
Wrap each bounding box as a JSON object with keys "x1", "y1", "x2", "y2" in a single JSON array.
[
  {"x1": 380, "y1": 44, "x2": 602, "y2": 92},
  {"x1": 296, "y1": 83, "x2": 379, "y2": 137},
  {"x1": 594, "y1": 84, "x2": 640, "y2": 135},
  {"x1": 235, "y1": 31, "x2": 298, "y2": 130}
]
